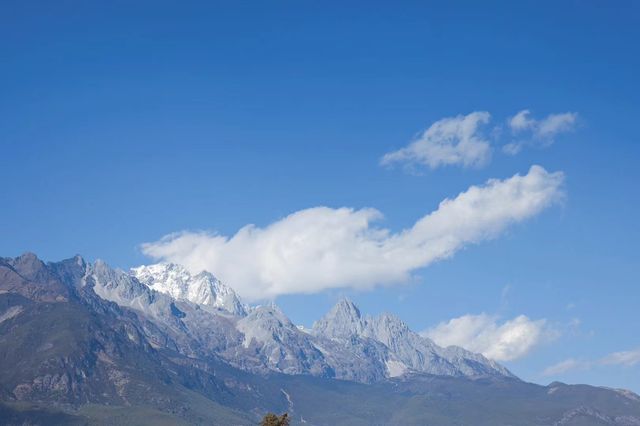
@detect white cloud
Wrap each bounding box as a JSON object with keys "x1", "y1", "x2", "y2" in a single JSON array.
[
  {"x1": 503, "y1": 141, "x2": 526, "y2": 156},
  {"x1": 542, "y1": 348, "x2": 640, "y2": 377},
  {"x1": 381, "y1": 111, "x2": 492, "y2": 169},
  {"x1": 504, "y1": 110, "x2": 578, "y2": 155},
  {"x1": 542, "y1": 358, "x2": 587, "y2": 376},
  {"x1": 509, "y1": 110, "x2": 537, "y2": 132},
  {"x1": 601, "y1": 348, "x2": 640, "y2": 367},
  {"x1": 141, "y1": 165, "x2": 564, "y2": 301},
  {"x1": 381, "y1": 109, "x2": 579, "y2": 166},
  {"x1": 537, "y1": 112, "x2": 578, "y2": 137},
  {"x1": 423, "y1": 313, "x2": 556, "y2": 362}
]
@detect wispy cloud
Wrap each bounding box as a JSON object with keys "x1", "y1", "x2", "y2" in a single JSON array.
[
  {"x1": 504, "y1": 110, "x2": 578, "y2": 155},
  {"x1": 423, "y1": 313, "x2": 557, "y2": 362},
  {"x1": 601, "y1": 348, "x2": 640, "y2": 367},
  {"x1": 381, "y1": 111, "x2": 492, "y2": 170},
  {"x1": 543, "y1": 348, "x2": 640, "y2": 377},
  {"x1": 381, "y1": 109, "x2": 579, "y2": 170},
  {"x1": 142, "y1": 166, "x2": 564, "y2": 301},
  {"x1": 543, "y1": 358, "x2": 587, "y2": 376}
]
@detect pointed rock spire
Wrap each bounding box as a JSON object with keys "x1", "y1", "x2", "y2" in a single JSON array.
[{"x1": 312, "y1": 298, "x2": 364, "y2": 338}]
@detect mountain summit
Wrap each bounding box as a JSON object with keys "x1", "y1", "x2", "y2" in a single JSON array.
[
  {"x1": 94, "y1": 260, "x2": 512, "y2": 381},
  {"x1": 131, "y1": 263, "x2": 246, "y2": 315},
  {"x1": 312, "y1": 298, "x2": 363, "y2": 338},
  {"x1": 2, "y1": 253, "x2": 639, "y2": 425},
  {"x1": 312, "y1": 299, "x2": 513, "y2": 378}
]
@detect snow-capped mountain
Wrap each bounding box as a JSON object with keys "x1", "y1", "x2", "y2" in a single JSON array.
[
  {"x1": 81, "y1": 260, "x2": 512, "y2": 382},
  {"x1": 131, "y1": 263, "x2": 246, "y2": 316},
  {"x1": 3, "y1": 253, "x2": 640, "y2": 426}
]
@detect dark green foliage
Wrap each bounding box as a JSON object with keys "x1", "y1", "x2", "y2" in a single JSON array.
[{"x1": 260, "y1": 412, "x2": 289, "y2": 426}]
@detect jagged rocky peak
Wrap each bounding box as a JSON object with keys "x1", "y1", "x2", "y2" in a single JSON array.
[
  {"x1": 0, "y1": 252, "x2": 72, "y2": 302},
  {"x1": 310, "y1": 298, "x2": 513, "y2": 379},
  {"x1": 315, "y1": 300, "x2": 412, "y2": 347},
  {"x1": 90, "y1": 259, "x2": 124, "y2": 281},
  {"x1": 365, "y1": 312, "x2": 413, "y2": 346},
  {"x1": 2, "y1": 253, "x2": 514, "y2": 382},
  {"x1": 131, "y1": 263, "x2": 246, "y2": 316},
  {"x1": 243, "y1": 303, "x2": 292, "y2": 326},
  {"x1": 86, "y1": 259, "x2": 154, "y2": 306},
  {"x1": 312, "y1": 298, "x2": 365, "y2": 338},
  {"x1": 13, "y1": 251, "x2": 41, "y2": 264},
  {"x1": 7, "y1": 252, "x2": 47, "y2": 279},
  {"x1": 236, "y1": 304, "x2": 294, "y2": 343},
  {"x1": 47, "y1": 254, "x2": 88, "y2": 288}
]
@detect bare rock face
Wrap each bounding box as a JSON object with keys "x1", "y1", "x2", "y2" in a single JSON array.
[
  {"x1": 311, "y1": 298, "x2": 513, "y2": 379},
  {"x1": 234, "y1": 305, "x2": 331, "y2": 376},
  {"x1": 1, "y1": 253, "x2": 640, "y2": 426},
  {"x1": 0, "y1": 253, "x2": 72, "y2": 302},
  {"x1": 311, "y1": 298, "x2": 364, "y2": 338},
  {"x1": 0, "y1": 255, "x2": 229, "y2": 408},
  {"x1": 0, "y1": 253, "x2": 513, "y2": 386},
  {"x1": 89, "y1": 260, "x2": 514, "y2": 382}
]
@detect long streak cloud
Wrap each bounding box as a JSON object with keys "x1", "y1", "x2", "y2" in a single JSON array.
[{"x1": 141, "y1": 165, "x2": 564, "y2": 301}]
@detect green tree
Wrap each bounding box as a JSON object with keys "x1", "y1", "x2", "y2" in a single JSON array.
[{"x1": 260, "y1": 412, "x2": 289, "y2": 426}]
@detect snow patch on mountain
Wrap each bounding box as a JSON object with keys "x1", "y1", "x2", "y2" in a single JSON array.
[
  {"x1": 131, "y1": 263, "x2": 246, "y2": 316},
  {"x1": 83, "y1": 260, "x2": 513, "y2": 382}
]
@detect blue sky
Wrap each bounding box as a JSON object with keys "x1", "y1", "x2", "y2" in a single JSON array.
[{"x1": 1, "y1": 1, "x2": 639, "y2": 391}]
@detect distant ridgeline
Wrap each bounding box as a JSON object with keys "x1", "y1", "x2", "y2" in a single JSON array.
[{"x1": 0, "y1": 253, "x2": 639, "y2": 425}]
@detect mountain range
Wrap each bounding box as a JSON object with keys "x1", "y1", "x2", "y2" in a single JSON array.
[{"x1": 1, "y1": 253, "x2": 639, "y2": 425}]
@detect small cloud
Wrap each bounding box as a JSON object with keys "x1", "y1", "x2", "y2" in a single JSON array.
[
  {"x1": 423, "y1": 313, "x2": 557, "y2": 362},
  {"x1": 543, "y1": 358, "x2": 589, "y2": 376},
  {"x1": 382, "y1": 109, "x2": 579, "y2": 166},
  {"x1": 381, "y1": 111, "x2": 492, "y2": 170},
  {"x1": 503, "y1": 110, "x2": 578, "y2": 155},
  {"x1": 537, "y1": 112, "x2": 578, "y2": 138},
  {"x1": 509, "y1": 110, "x2": 537, "y2": 132},
  {"x1": 542, "y1": 347, "x2": 640, "y2": 377},
  {"x1": 503, "y1": 141, "x2": 526, "y2": 155},
  {"x1": 601, "y1": 348, "x2": 640, "y2": 367}
]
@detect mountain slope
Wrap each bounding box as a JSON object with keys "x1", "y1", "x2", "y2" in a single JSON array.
[
  {"x1": 312, "y1": 299, "x2": 512, "y2": 378},
  {"x1": 87, "y1": 259, "x2": 510, "y2": 382},
  {"x1": 1, "y1": 253, "x2": 639, "y2": 425},
  {"x1": 0, "y1": 255, "x2": 259, "y2": 424}
]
